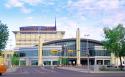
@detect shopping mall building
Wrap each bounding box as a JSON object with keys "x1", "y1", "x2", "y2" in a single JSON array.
[
  {"x1": 13, "y1": 22, "x2": 112, "y2": 66},
  {"x1": 16, "y1": 39, "x2": 111, "y2": 66}
]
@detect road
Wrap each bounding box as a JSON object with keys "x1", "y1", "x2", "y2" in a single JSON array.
[{"x1": 2, "y1": 66, "x2": 125, "y2": 77}]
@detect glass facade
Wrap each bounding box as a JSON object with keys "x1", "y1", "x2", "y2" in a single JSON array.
[
  {"x1": 43, "y1": 39, "x2": 110, "y2": 57},
  {"x1": 17, "y1": 39, "x2": 111, "y2": 66}
]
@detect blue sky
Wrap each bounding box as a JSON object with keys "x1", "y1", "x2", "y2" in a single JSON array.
[{"x1": 0, "y1": 0, "x2": 125, "y2": 49}]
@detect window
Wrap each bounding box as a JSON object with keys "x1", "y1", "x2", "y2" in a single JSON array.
[
  {"x1": 44, "y1": 61, "x2": 51, "y2": 65},
  {"x1": 19, "y1": 53, "x2": 26, "y2": 57},
  {"x1": 104, "y1": 60, "x2": 110, "y2": 65},
  {"x1": 53, "y1": 61, "x2": 58, "y2": 65},
  {"x1": 97, "y1": 60, "x2": 103, "y2": 65}
]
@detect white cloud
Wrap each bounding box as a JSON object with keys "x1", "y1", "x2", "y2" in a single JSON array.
[
  {"x1": 26, "y1": 16, "x2": 33, "y2": 22},
  {"x1": 67, "y1": 0, "x2": 123, "y2": 17},
  {"x1": 67, "y1": 0, "x2": 125, "y2": 27},
  {"x1": 27, "y1": 16, "x2": 33, "y2": 20},
  {"x1": 96, "y1": 0, "x2": 120, "y2": 10},
  {"x1": 21, "y1": 0, "x2": 42, "y2": 5},
  {"x1": 5, "y1": 0, "x2": 24, "y2": 8},
  {"x1": 68, "y1": 0, "x2": 120, "y2": 10},
  {"x1": 101, "y1": 10, "x2": 125, "y2": 26},
  {"x1": 21, "y1": 6, "x2": 32, "y2": 14},
  {"x1": 4, "y1": 0, "x2": 43, "y2": 13},
  {"x1": 57, "y1": 16, "x2": 103, "y2": 40}
]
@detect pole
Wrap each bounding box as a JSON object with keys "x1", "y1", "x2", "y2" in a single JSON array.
[
  {"x1": 87, "y1": 38, "x2": 89, "y2": 72},
  {"x1": 85, "y1": 34, "x2": 90, "y2": 72}
]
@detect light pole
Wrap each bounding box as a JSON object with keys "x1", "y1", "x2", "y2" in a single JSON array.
[{"x1": 84, "y1": 34, "x2": 90, "y2": 72}]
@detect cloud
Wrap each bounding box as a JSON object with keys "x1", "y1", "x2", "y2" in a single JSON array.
[
  {"x1": 101, "y1": 11, "x2": 125, "y2": 26},
  {"x1": 4, "y1": 0, "x2": 43, "y2": 13},
  {"x1": 68, "y1": 0, "x2": 121, "y2": 10},
  {"x1": 67, "y1": 0, "x2": 125, "y2": 27},
  {"x1": 21, "y1": 6, "x2": 32, "y2": 14},
  {"x1": 21, "y1": 0, "x2": 42, "y2": 6},
  {"x1": 67, "y1": 0, "x2": 124, "y2": 17},
  {"x1": 57, "y1": 16, "x2": 103, "y2": 40},
  {"x1": 27, "y1": 16, "x2": 33, "y2": 20},
  {"x1": 5, "y1": 0, "x2": 24, "y2": 8},
  {"x1": 26, "y1": 16, "x2": 33, "y2": 22}
]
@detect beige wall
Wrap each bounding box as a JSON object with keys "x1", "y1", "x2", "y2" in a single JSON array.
[
  {"x1": 14, "y1": 31, "x2": 65, "y2": 48},
  {"x1": 1, "y1": 50, "x2": 15, "y2": 66},
  {"x1": 111, "y1": 53, "x2": 125, "y2": 66}
]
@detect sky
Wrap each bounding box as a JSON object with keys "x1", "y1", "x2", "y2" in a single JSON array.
[{"x1": 0, "y1": 0, "x2": 125, "y2": 50}]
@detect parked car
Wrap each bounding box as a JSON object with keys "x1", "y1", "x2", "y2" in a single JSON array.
[
  {"x1": 0, "y1": 57, "x2": 7, "y2": 76},
  {"x1": 0, "y1": 64, "x2": 7, "y2": 76}
]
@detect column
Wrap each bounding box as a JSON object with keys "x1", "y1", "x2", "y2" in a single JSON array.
[
  {"x1": 94, "y1": 58, "x2": 97, "y2": 71},
  {"x1": 103, "y1": 60, "x2": 105, "y2": 65},
  {"x1": 51, "y1": 60, "x2": 53, "y2": 66},
  {"x1": 38, "y1": 35, "x2": 43, "y2": 66},
  {"x1": 76, "y1": 28, "x2": 81, "y2": 66}
]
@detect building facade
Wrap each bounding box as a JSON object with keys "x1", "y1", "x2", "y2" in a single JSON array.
[
  {"x1": 13, "y1": 26, "x2": 65, "y2": 48},
  {"x1": 1, "y1": 51, "x2": 15, "y2": 66},
  {"x1": 17, "y1": 38, "x2": 111, "y2": 66}
]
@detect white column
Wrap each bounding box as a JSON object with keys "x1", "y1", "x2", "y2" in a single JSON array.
[
  {"x1": 51, "y1": 60, "x2": 53, "y2": 66},
  {"x1": 94, "y1": 58, "x2": 97, "y2": 71},
  {"x1": 19, "y1": 59, "x2": 21, "y2": 66},
  {"x1": 103, "y1": 60, "x2": 105, "y2": 65},
  {"x1": 38, "y1": 35, "x2": 43, "y2": 66},
  {"x1": 76, "y1": 28, "x2": 81, "y2": 66}
]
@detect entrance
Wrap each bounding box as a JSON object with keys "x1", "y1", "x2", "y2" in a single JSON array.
[
  {"x1": 31, "y1": 60, "x2": 38, "y2": 65},
  {"x1": 68, "y1": 58, "x2": 76, "y2": 65},
  {"x1": 81, "y1": 58, "x2": 94, "y2": 65},
  {"x1": 20, "y1": 60, "x2": 26, "y2": 66}
]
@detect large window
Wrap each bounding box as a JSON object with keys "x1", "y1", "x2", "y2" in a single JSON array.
[{"x1": 95, "y1": 50, "x2": 110, "y2": 56}]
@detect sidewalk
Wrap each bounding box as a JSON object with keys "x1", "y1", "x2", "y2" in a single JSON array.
[
  {"x1": 57, "y1": 66, "x2": 125, "y2": 73},
  {"x1": 57, "y1": 66, "x2": 91, "y2": 73},
  {"x1": 6, "y1": 66, "x2": 18, "y2": 73}
]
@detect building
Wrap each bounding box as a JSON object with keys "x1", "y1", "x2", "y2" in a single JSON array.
[
  {"x1": 13, "y1": 25, "x2": 65, "y2": 48},
  {"x1": 17, "y1": 38, "x2": 111, "y2": 66},
  {"x1": 1, "y1": 50, "x2": 15, "y2": 66},
  {"x1": 18, "y1": 45, "x2": 62, "y2": 66},
  {"x1": 13, "y1": 26, "x2": 111, "y2": 66}
]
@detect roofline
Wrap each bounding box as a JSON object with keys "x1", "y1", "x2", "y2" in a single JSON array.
[
  {"x1": 13, "y1": 31, "x2": 65, "y2": 33},
  {"x1": 43, "y1": 38, "x2": 102, "y2": 45}
]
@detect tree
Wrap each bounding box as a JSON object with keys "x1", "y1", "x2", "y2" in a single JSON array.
[
  {"x1": 0, "y1": 21, "x2": 9, "y2": 50},
  {"x1": 11, "y1": 52, "x2": 19, "y2": 66},
  {"x1": 103, "y1": 24, "x2": 125, "y2": 70}
]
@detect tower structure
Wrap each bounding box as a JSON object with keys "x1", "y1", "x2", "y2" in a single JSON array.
[{"x1": 76, "y1": 28, "x2": 81, "y2": 66}]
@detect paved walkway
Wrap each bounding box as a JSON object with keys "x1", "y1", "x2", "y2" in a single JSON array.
[
  {"x1": 57, "y1": 66, "x2": 91, "y2": 73},
  {"x1": 6, "y1": 67, "x2": 18, "y2": 73},
  {"x1": 57, "y1": 66, "x2": 125, "y2": 73},
  {"x1": 4, "y1": 66, "x2": 125, "y2": 77}
]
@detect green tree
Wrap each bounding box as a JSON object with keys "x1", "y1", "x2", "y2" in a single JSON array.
[
  {"x1": 0, "y1": 21, "x2": 9, "y2": 50},
  {"x1": 103, "y1": 24, "x2": 125, "y2": 70},
  {"x1": 11, "y1": 52, "x2": 19, "y2": 66}
]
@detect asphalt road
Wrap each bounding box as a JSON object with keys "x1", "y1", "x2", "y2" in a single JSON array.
[{"x1": 2, "y1": 66, "x2": 125, "y2": 77}]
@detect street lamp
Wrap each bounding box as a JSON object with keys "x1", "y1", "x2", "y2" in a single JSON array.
[{"x1": 84, "y1": 34, "x2": 90, "y2": 72}]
